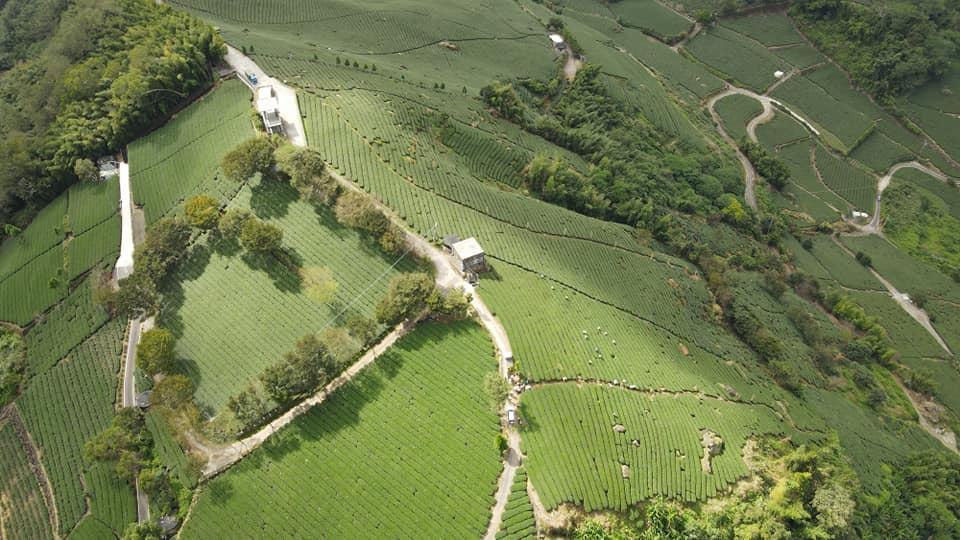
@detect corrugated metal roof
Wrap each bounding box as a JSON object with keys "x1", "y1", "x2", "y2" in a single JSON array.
[{"x1": 452, "y1": 237, "x2": 484, "y2": 259}]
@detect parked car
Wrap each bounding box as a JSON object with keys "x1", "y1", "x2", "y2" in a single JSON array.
[{"x1": 246, "y1": 71, "x2": 258, "y2": 85}]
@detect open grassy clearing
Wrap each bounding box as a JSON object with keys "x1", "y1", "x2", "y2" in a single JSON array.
[
  {"x1": 0, "y1": 420, "x2": 52, "y2": 540},
  {"x1": 883, "y1": 182, "x2": 960, "y2": 278},
  {"x1": 163, "y1": 176, "x2": 420, "y2": 415},
  {"x1": 496, "y1": 468, "x2": 536, "y2": 540},
  {"x1": 130, "y1": 79, "x2": 254, "y2": 225},
  {"x1": 845, "y1": 290, "x2": 947, "y2": 359},
  {"x1": 893, "y1": 167, "x2": 960, "y2": 221},
  {"x1": 813, "y1": 144, "x2": 876, "y2": 212},
  {"x1": 839, "y1": 235, "x2": 960, "y2": 304},
  {"x1": 181, "y1": 321, "x2": 500, "y2": 539},
  {"x1": 685, "y1": 25, "x2": 790, "y2": 92},
  {"x1": 16, "y1": 318, "x2": 130, "y2": 536},
  {"x1": 715, "y1": 94, "x2": 762, "y2": 142},
  {"x1": 520, "y1": 384, "x2": 820, "y2": 510},
  {"x1": 904, "y1": 62, "x2": 960, "y2": 115}
]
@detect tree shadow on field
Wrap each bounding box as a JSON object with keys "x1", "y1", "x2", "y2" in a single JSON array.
[
  {"x1": 241, "y1": 251, "x2": 303, "y2": 294},
  {"x1": 207, "y1": 476, "x2": 235, "y2": 508},
  {"x1": 249, "y1": 175, "x2": 297, "y2": 219},
  {"x1": 159, "y1": 243, "x2": 214, "y2": 340}
]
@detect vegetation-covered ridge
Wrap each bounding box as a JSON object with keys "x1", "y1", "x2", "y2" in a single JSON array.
[{"x1": 0, "y1": 0, "x2": 225, "y2": 229}]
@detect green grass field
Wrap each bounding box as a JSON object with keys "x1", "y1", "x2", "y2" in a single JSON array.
[
  {"x1": 715, "y1": 94, "x2": 762, "y2": 142},
  {"x1": 16, "y1": 318, "x2": 130, "y2": 536},
  {"x1": 130, "y1": 79, "x2": 254, "y2": 225},
  {"x1": 164, "y1": 177, "x2": 421, "y2": 415},
  {"x1": 180, "y1": 321, "x2": 501, "y2": 539},
  {"x1": 0, "y1": 420, "x2": 52, "y2": 540},
  {"x1": 883, "y1": 181, "x2": 960, "y2": 278}
]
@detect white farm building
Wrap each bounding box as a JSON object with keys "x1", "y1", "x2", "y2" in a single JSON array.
[{"x1": 256, "y1": 86, "x2": 283, "y2": 134}]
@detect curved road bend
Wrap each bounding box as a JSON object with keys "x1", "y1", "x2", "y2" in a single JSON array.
[{"x1": 869, "y1": 161, "x2": 949, "y2": 232}]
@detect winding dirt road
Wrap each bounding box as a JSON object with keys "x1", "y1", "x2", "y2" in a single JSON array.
[{"x1": 868, "y1": 161, "x2": 949, "y2": 232}]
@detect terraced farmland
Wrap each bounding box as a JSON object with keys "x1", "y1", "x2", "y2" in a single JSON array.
[
  {"x1": 15, "y1": 319, "x2": 128, "y2": 536},
  {"x1": 840, "y1": 235, "x2": 960, "y2": 304},
  {"x1": 0, "y1": 420, "x2": 52, "y2": 540},
  {"x1": 0, "y1": 177, "x2": 121, "y2": 325},
  {"x1": 521, "y1": 384, "x2": 816, "y2": 510},
  {"x1": 686, "y1": 25, "x2": 790, "y2": 92},
  {"x1": 129, "y1": 79, "x2": 254, "y2": 224},
  {"x1": 813, "y1": 144, "x2": 876, "y2": 212},
  {"x1": 496, "y1": 469, "x2": 536, "y2": 540},
  {"x1": 180, "y1": 321, "x2": 501, "y2": 539}
]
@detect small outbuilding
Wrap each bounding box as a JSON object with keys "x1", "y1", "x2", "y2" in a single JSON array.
[
  {"x1": 451, "y1": 237, "x2": 486, "y2": 273},
  {"x1": 256, "y1": 86, "x2": 283, "y2": 134}
]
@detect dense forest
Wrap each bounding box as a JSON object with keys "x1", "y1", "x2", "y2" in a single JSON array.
[
  {"x1": 793, "y1": 0, "x2": 960, "y2": 99},
  {"x1": 0, "y1": 0, "x2": 225, "y2": 230},
  {"x1": 481, "y1": 65, "x2": 746, "y2": 228}
]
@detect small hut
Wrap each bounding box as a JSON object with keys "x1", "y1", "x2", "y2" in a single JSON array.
[{"x1": 451, "y1": 237, "x2": 486, "y2": 273}]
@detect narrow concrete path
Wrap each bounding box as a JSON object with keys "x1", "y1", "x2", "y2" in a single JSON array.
[
  {"x1": 706, "y1": 88, "x2": 759, "y2": 211},
  {"x1": 483, "y1": 430, "x2": 522, "y2": 540},
  {"x1": 115, "y1": 161, "x2": 134, "y2": 281},
  {"x1": 115, "y1": 154, "x2": 151, "y2": 523}
]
